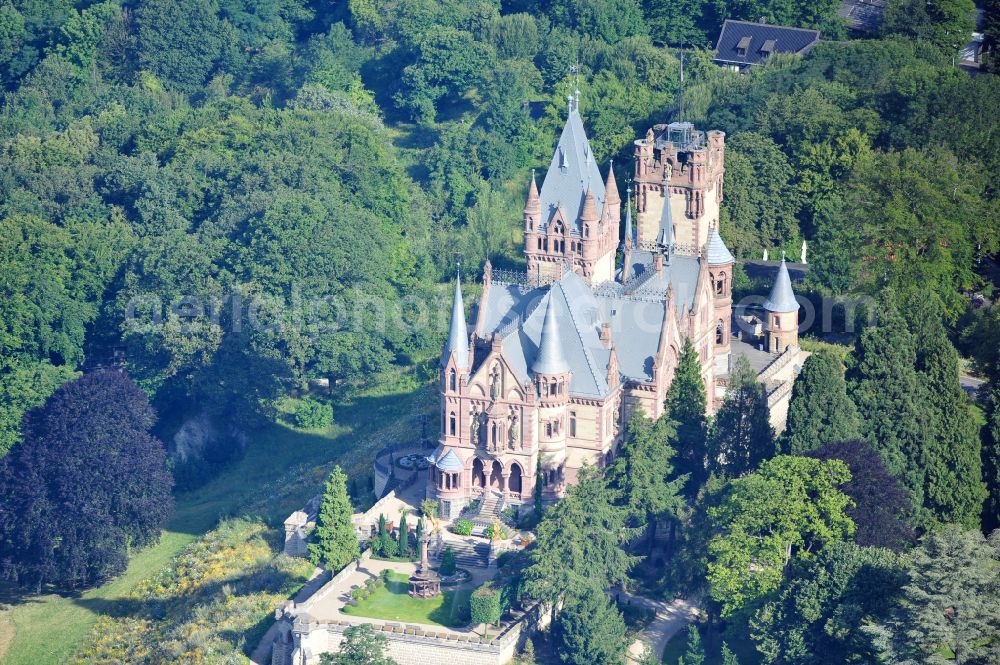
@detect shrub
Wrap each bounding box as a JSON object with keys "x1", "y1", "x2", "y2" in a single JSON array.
[
  {"x1": 293, "y1": 397, "x2": 333, "y2": 429},
  {"x1": 484, "y1": 522, "x2": 508, "y2": 541},
  {"x1": 453, "y1": 519, "x2": 474, "y2": 536},
  {"x1": 440, "y1": 547, "x2": 457, "y2": 576},
  {"x1": 380, "y1": 568, "x2": 392, "y2": 583}
]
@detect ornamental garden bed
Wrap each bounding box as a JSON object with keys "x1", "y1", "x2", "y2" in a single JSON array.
[{"x1": 342, "y1": 571, "x2": 472, "y2": 628}]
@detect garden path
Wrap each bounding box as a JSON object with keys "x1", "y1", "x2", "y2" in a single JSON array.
[{"x1": 618, "y1": 591, "x2": 700, "y2": 663}]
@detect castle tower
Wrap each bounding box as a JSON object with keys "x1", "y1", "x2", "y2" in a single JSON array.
[
  {"x1": 633, "y1": 123, "x2": 725, "y2": 254},
  {"x1": 763, "y1": 256, "x2": 800, "y2": 353},
  {"x1": 524, "y1": 94, "x2": 619, "y2": 285},
  {"x1": 532, "y1": 294, "x2": 570, "y2": 500},
  {"x1": 706, "y1": 227, "x2": 735, "y2": 372},
  {"x1": 440, "y1": 275, "x2": 470, "y2": 446}
]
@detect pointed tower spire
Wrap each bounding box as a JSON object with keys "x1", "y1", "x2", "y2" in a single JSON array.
[
  {"x1": 763, "y1": 255, "x2": 799, "y2": 313},
  {"x1": 605, "y1": 161, "x2": 620, "y2": 205},
  {"x1": 580, "y1": 186, "x2": 598, "y2": 224},
  {"x1": 532, "y1": 293, "x2": 569, "y2": 375},
  {"x1": 622, "y1": 186, "x2": 634, "y2": 250},
  {"x1": 442, "y1": 274, "x2": 470, "y2": 369},
  {"x1": 524, "y1": 169, "x2": 540, "y2": 214},
  {"x1": 706, "y1": 227, "x2": 735, "y2": 265}
]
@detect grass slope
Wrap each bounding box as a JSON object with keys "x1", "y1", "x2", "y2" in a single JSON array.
[{"x1": 1, "y1": 380, "x2": 435, "y2": 665}]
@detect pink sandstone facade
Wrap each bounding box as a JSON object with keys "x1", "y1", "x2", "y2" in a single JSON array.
[{"x1": 427, "y1": 98, "x2": 802, "y2": 518}]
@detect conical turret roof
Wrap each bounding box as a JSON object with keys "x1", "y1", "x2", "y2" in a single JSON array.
[
  {"x1": 622, "y1": 189, "x2": 634, "y2": 249},
  {"x1": 763, "y1": 257, "x2": 799, "y2": 312},
  {"x1": 442, "y1": 275, "x2": 470, "y2": 368},
  {"x1": 580, "y1": 186, "x2": 599, "y2": 222},
  {"x1": 532, "y1": 293, "x2": 570, "y2": 375},
  {"x1": 524, "y1": 172, "x2": 539, "y2": 212},
  {"x1": 605, "y1": 164, "x2": 620, "y2": 205},
  {"x1": 706, "y1": 227, "x2": 735, "y2": 265}
]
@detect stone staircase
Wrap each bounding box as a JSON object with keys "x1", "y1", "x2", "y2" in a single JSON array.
[
  {"x1": 471, "y1": 490, "x2": 505, "y2": 528},
  {"x1": 442, "y1": 540, "x2": 490, "y2": 568}
]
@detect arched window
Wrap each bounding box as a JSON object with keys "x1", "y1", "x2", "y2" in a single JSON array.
[
  {"x1": 584, "y1": 224, "x2": 590, "y2": 238},
  {"x1": 449, "y1": 412, "x2": 456, "y2": 436},
  {"x1": 569, "y1": 412, "x2": 577, "y2": 437},
  {"x1": 716, "y1": 320, "x2": 725, "y2": 345},
  {"x1": 448, "y1": 368, "x2": 456, "y2": 391},
  {"x1": 550, "y1": 379, "x2": 557, "y2": 396},
  {"x1": 546, "y1": 421, "x2": 553, "y2": 438},
  {"x1": 716, "y1": 274, "x2": 727, "y2": 296},
  {"x1": 537, "y1": 237, "x2": 542, "y2": 250}
]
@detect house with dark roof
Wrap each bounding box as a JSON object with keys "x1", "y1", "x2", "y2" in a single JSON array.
[{"x1": 713, "y1": 19, "x2": 821, "y2": 71}]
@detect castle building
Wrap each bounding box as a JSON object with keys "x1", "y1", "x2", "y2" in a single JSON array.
[{"x1": 428, "y1": 97, "x2": 806, "y2": 518}]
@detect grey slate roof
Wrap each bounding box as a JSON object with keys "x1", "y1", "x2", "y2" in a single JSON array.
[
  {"x1": 443, "y1": 276, "x2": 470, "y2": 368},
  {"x1": 706, "y1": 228, "x2": 735, "y2": 264},
  {"x1": 480, "y1": 255, "x2": 706, "y2": 395},
  {"x1": 657, "y1": 196, "x2": 674, "y2": 249},
  {"x1": 532, "y1": 294, "x2": 571, "y2": 375},
  {"x1": 621, "y1": 192, "x2": 635, "y2": 248},
  {"x1": 763, "y1": 258, "x2": 800, "y2": 312},
  {"x1": 714, "y1": 20, "x2": 820, "y2": 67},
  {"x1": 539, "y1": 101, "x2": 605, "y2": 235},
  {"x1": 435, "y1": 449, "x2": 464, "y2": 472}
]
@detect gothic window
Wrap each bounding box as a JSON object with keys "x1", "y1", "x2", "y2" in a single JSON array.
[
  {"x1": 584, "y1": 225, "x2": 590, "y2": 238},
  {"x1": 553, "y1": 418, "x2": 560, "y2": 435},
  {"x1": 491, "y1": 422, "x2": 498, "y2": 446},
  {"x1": 537, "y1": 237, "x2": 542, "y2": 250},
  {"x1": 448, "y1": 368, "x2": 456, "y2": 391},
  {"x1": 550, "y1": 379, "x2": 557, "y2": 396},
  {"x1": 774, "y1": 316, "x2": 781, "y2": 330},
  {"x1": 546, "y1": 421, "x2": 552, "y2": 438},
  {"x1": 716, "y1": 320, "x2": 725, "y2": 345},
  {"x1": 715, "y1": 274, "x2": 727, "y2": 296},
  {"x1": 449, "y1": 412, "x2": 456, "y2": 436},
  {"x1": 559, "y1": 240, "x2": 565, "y2": 253},
  {"x1": 570, "y1": 412, "x2": 577, "y2": 437}
]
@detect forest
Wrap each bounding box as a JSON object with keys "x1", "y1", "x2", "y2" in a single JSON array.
[{"x1": 0, "y1": 0, "x2": 998, "y2": 663}]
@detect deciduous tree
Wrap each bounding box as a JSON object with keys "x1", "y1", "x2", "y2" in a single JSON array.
[{"x1": 0, "y1": 370, "x2": 173, "y2": 590}]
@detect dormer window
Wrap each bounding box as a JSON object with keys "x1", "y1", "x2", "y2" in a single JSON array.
[
  {"x1": 760, "y1": 39, "x2": 776, "y2": 57},
  {"x1": 736, "y1": 36, "x2": 751, "y2": 56}
]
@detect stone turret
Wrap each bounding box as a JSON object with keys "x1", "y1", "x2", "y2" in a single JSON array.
[
  {"x1": 706, "y1": 227, "x2": 735, "y2": 369},
  {"x1": 763, "y1": 256, "x2": 800, "y2": 353},
  {"x1": 532, "y1": 293, "x2": 570, "y2": 500}
]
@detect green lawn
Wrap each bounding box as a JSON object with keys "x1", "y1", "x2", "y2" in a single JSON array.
[
  {"x1": 0, "y1": 380, "x2": 436, "y2": 665},
  {"x1": 342, "y1": 571, "x2": 472, "y2": 628}
]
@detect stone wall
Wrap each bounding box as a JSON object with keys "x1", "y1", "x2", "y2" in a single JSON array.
[{"x1": 272, "y1": 596, "x2": 549, "y2": 665}]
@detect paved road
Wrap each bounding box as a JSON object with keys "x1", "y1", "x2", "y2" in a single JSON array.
[{"x1": 618, "y1": 591, "x2": 701, "y2": 663}]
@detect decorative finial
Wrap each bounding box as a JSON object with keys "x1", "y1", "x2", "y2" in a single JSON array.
[{"x1": 781, "y1": 250, "x2": 786, "y2": 262}]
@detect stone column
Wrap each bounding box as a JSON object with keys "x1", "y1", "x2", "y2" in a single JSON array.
[{"x1": 501, "y1": 470, "x2": 511, "y2": 500}]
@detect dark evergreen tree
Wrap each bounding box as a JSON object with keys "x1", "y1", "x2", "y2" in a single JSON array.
[
  {"x1": 523, "y1": 470, "x2": 640, "y2": 605},
  {"x1": 752, "y1": 542, "x2": 907, "y2": 665},
  {"x1": 865, "y1": 526, "x2": 1000, "y2": 665},
  {"x1": 308, "y1": 466, "x2": 360, "y2": 571},
  {"x1": 608, "y1": 409, "x2": 686, "y2": 552},
  {"x1": 683, "y1": 625, "x2": 706, "y2": 665},
  {"x1": 983, "y1": 385, "x2": 1000, "y2": 533},
  {"x1": 0, "y1": 371, "x2": 173, "y2": 590},
  {"x1": 397, "y1": 511, "x2": 409, "y2": 556},
  {"x1": 847, "y1": 294, "x2": 928, "y2": 524},
  {"x1": 911, "y1": 310, "x2": 986, "y2": 529},
  {"x1": 807, "y1": 440, "x2": 914, "y2": 551},
  {"x1": 721, "y1": 642, "x2": 741, "y2": 665},
  {"x1": 665, "y1": 338, "x2": 709, "y2": 494},
  {"x1": 783, "y1": 349, "x2": 860, "y2": 454},
  {"x1": 554, "y1": 585, "x2": 630, "y2": 665},
  {"x1": 709, "y1": 355, "x2": 774, "y2": 477}
]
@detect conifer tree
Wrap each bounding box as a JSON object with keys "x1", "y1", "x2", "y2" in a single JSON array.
[
  {"x1": 397, "y1": 511, "x2": 409, "y2": 556},
  {"x1": 866, "y1": 526, "x2": 1000, "y2": 665},
  {"x1": 666, "y1": 337, "x2": 709, "y2": 494},
  {"x1": 721, "y1": 642, "x2": 741, "y2": 665},
  {"x1": 913, "y1": 321, "x2": 986, "y2": 528},
  {"x1": 309, "y1": 466, "x2": 360, "y2": 570},
  {"x1": 555, "y1": 586, "x2": 630, "y2": 665},
  {"x1": 608, "y1": 409, "x2": 686, "y2": 552},
  {"x1": 783, "y1": 349, "x2": 860, "y2": 454},
  {"x1": 683, "y1": 625, "x2": 706, "y2": 665},
  {"x1": 709, "y1": 355, "x2": 774, "y2": 477},
  {"x1": 847, "y1": 294, "x2": 928, "y2": 521},
  {"x1": 983, "y1": 385, "x2": 1000, "y2": 532}
]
